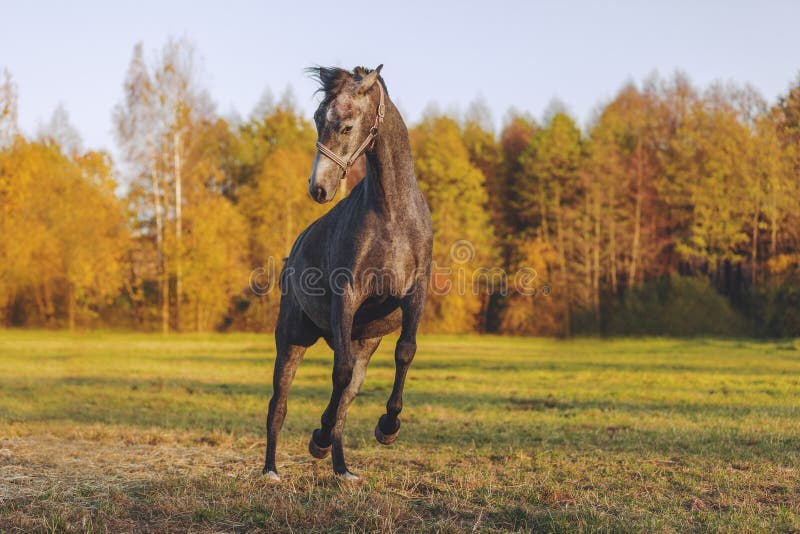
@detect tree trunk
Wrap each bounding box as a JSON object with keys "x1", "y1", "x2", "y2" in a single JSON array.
[
  {"x1": 67, "y1": 282, "x2": 75, "y2": 331},
  {"x1": 33, "y1": 285, "x2": 46, "y2": 323},
  {"x1": 609, "y1": 187, "x2": 617, "y2": 294},
  {"x1": 539, "y1": 189, "x2": 549, "y2": 241},
  {"x1": 42, "y1": 281, "x2": 54, "y2": 323},
  {"x1": 592, "y1": 188, "x2": 601, "y2": 329},
  {"x1": 629, "y1": 139, "x2": 643, "y2": 286},
  {"x1": 174, "y1": 131, "x2": 182, "y2": 332},
  {"x1": 478, "y1": 293, "x2": 489, "y2": 333},
  {"x1": 554, "y1": 187, "x2": 570, "y2": 337},
  {"x1": 583, "y1": 195, "x2": 592, "y2": 310},
  {"x1": 751, "y1": 203, "x2": 759, "y2": 286},
  {"x1": 770, "y1": 208, "x2": 777, "y2": 259},
  {"x1": 151, "y1": 151, "x2": 168, "y2": 336}
]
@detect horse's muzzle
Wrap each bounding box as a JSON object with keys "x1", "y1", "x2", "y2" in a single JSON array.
[{"x1": 311, "y1": 184, "x2": 327, "y2": 203}]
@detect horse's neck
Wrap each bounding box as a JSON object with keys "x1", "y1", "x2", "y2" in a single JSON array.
[{"x1": 364, "y1": 101, "x2": 417, "y2": 210}]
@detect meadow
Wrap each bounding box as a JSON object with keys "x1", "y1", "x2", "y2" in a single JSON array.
[{"x1": 0, "y1": 330, "x2": 798, "y2": 532}]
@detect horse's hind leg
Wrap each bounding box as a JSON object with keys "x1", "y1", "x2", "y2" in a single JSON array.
[
  {"x1": 263, "y1": 339, "x2": 306, "y2": 480},
  {"x1": 376, "y1": 282, "x2": 426, "y2": 446},
  {"x1": 263, "y1": 298, "x2": 319, "y2": 481},
  {"x1": 310, "y1": 336, "x2": 382, "y2": 479}
]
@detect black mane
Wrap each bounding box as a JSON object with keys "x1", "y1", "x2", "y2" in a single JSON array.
[
  {"x1": 307, "y1": 66, "x2": 350, "y2": 99},
  {"x1": 307, "y1": 65, "x2": 385, "y2": 102}
]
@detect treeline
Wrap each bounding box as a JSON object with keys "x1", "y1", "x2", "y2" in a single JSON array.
[{"x1": 1, "y1": 40, "x2": 799, "y2": 336}]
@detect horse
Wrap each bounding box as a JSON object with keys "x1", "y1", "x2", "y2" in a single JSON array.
[{"x1": 262, "y1": 65, "x2": 433, "y2": 481}]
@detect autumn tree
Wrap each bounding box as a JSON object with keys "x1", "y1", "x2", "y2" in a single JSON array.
[
  {"x1": 154, "y1": 38, "x2": 214, "y2": 330},
  {"x1": 498, "y1": 111, "x2": 538, "y2": 236},
  {"x1": 0, "y1": 69, "x2": 18, "y2": 149},
  {"x1": 235, "y1": 98, "x2": 328, "y2": 330},
  {"x1": 114, "y1": 43, "x2": 169, "y2": 332},
  {"x1": 7, "y1": 46, "x2": 800, "y2": 337},
  {"x1": 0, "y1": 70, "x2": 20, "y2": 320},
  {"x1": 411, "y1": 114, "x2": 497, "y2": 333},
  {"x1": 0, "y1": 136, "x2": 127, "y2": 328},
  {"x1": 768, "y1": 76, "x2": 800, "y2": 265},
  {"x1": 115, "y1": 39, "x2": 214, "y2": 332},
  {"x1": 670, "y1": 88, "x2": 756, "y2": 272},
  {"x1": 515, "y1": 112, "x2": 584, "y2": 335},
  {"x1": 461, "y1": 99, "x2": 504, "y2": 330},
  {"x1": 181, "y1": 190, "x2": 248, "y2": 331},
  {"x1": 38, "y1": 104, "x2": 83, "y2": 156}
]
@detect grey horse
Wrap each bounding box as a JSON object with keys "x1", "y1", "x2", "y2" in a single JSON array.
[{"x1": 263, "y1": 65, "x2": 433, "y2": 481}]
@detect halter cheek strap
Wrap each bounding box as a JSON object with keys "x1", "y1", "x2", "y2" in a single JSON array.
[{"x1": 315, "y1": 81, "x2": 386, "y2": 178}]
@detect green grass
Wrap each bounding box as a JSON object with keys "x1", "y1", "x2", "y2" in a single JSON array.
[{"x1": 0, "y1": 330, "x2": 798, "y2": 532}]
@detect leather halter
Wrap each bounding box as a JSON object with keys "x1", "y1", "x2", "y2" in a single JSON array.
[{"x1": 315, "y1": 81, "x2": 386, "y2": 178}]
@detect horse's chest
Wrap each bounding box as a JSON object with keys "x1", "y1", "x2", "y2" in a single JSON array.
[{"x1": 358, "y1": 236, "x2": 418, "y2": 296}]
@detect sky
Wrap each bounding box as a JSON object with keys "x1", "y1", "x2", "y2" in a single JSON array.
[{"x1": 2, "y1": 0, "x2": 799, "y2": 155}]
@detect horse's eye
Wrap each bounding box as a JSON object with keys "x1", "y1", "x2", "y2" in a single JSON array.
[{"x1": 341, "y1": 125, "x2": 353, "y2": 134}]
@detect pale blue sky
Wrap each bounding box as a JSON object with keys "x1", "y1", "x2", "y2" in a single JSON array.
[{"x1": 2, "y1": 0, "x2": 799, "y2": 154}]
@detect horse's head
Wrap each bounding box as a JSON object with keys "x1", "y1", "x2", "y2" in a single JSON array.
[{"x1": 308, "y1": 65, "x2": 384, "y2": 203}]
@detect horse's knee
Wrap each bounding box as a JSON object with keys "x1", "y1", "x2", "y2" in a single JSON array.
[
  {"x1": 395, "y1": 339, "x2": 416, "y2": 366},
  {"x1": 332, "y1": 360, "x2": 355, "y2": 388}
]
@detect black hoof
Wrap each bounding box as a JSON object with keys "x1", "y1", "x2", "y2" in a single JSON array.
[
  {"x1": 308, "y1": 429, "x2": 331, "y2": 459},
  {"x1": 375, "y1": 415, "x2": 400, "y2": 446}
]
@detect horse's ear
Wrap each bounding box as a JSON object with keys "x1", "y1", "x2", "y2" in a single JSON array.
[{"x1": 357, "y1": 65, "x2": 383, "y2": 94}]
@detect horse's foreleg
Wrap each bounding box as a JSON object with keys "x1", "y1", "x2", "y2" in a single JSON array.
[
  {"x1": 376, "y1": 282, "x2": 427, "y2": 445},
  {"x1": 311, "y1": 294, "x2": 363, "y2": 477},
  {"x1": 311, "y1": 337, "x2": 381, "y2": 479},
  {"x1": 263, "y1": 337, "x2": 306, "y2": 481}
]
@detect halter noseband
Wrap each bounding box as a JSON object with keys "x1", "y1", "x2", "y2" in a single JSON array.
[{"x1": 315, "y1": 81, "x2": 386, "y2": 178}]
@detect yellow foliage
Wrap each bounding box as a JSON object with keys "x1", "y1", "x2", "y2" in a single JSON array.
[
  {"x1": 411, "y1": 115, "x2": 498, "y2": 333},
  {"x1": 181, "y1": 192, "x2": 248, "y2": 331},
  {"x1": 766, "y1": 253, "x2": 800, "y2": 276},
  {"x1": 501, "y1": 238, "x2": 565, "y2": 336},
  {"x1": 0, "y1": 140, "x2": 127, "y2": 327}
]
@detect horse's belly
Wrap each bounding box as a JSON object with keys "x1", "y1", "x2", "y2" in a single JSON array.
[
  {"x1": 352, "y1": 297, "x2": 403, "y2": 339},
  {"x1": 294, "y1": 291, "x2": 403, "y2": 339}
]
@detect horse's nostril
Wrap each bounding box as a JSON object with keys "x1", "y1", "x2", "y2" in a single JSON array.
[{"x1": 315, "y1": 186, "x2": 326, "y2": 202}]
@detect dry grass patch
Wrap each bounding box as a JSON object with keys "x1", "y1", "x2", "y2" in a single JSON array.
[{"x1": 0, "y1": 331, "x2": 798, "y2": 532}]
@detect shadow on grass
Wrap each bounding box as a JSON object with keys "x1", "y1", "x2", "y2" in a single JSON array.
[
  {"x1": 1, "y1": 375, "x2": 798, "y2": 464},
  {"x1": 4, "y1": 375, "x2": 798, "y2": 417},
  {"x1": 398, "y1": 357, "x2": 799, "y2": 376}
]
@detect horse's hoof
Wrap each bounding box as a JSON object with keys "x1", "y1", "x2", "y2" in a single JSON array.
[
  {"x1": 338, "y1": 471, "x2": 361, "y2": 482},
  {"x1": 263, "y1": 470, "x2": 280, "y2": 483},
  {"x1": 374, "y1": 415, "x2": 400, "y2": 446},
  {"x1": 308, "y1": 430, "x2": 331, "y2": 459}
]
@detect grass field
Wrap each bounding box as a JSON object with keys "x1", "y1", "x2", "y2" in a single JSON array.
[{"x1": 0, "y1": 331, "x2": 798, "y2": 532}]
